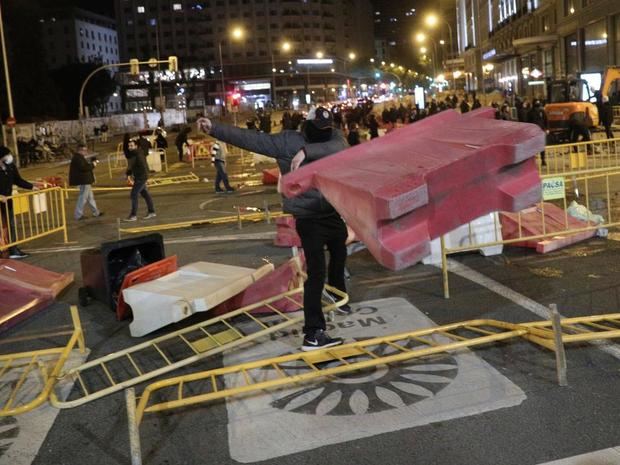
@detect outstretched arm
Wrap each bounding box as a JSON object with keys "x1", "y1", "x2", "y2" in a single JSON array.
[{"x1": 197, "y1": 117, "x2": 296, "y2": 159}]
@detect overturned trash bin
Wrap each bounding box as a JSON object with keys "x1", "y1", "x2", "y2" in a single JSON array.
[{"x1": 80, "y1": 234, "x2": 165, "y2": 310}]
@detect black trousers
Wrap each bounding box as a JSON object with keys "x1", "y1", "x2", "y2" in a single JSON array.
[
  {"x1": 0, "y1": 200, "x2": 17, "y2": 253},
  {"x1": 295, "y1": 213, "x2": 348, "y2": 336}
]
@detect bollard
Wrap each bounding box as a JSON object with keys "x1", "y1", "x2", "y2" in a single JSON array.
[
  {"x1": 125, "y1": 388, "x2": 143, "y2": 465},
  {"x1": 549, "y1": 303, "x2": 568, "y2": 386}
]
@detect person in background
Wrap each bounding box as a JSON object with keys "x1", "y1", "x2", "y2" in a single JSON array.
[
  {"x1": 347, "y1": 122, "x2": 361, "y2": 146},
  {"x1": 69, "y1": 143, "x2": 103, "y2": 220},
  {"x1": 175, "y1": 127, "x2": 191, "y2": 162},
  {"x1": 155, "y1": 128, "x2": 168, "y2": 150},
  {"x1": 460, "y1": 95, "x2": 470, "y2": 114},
  {"x1": 0, "y1": 146, "x2": 38, "y2": 259},
  {"x1": 527, "y1": 100, "x2": 548, "y2": 167},
  {"x1": 211, "y1": 141, "x2": 234, "y2": 193},
  {"x1": 100, "y1": 122, "x2": 109, "y2": 142},
  {"x1": 367, "y1": 113, "x2": 380, "y2": 139},
  {"x1": 601, "y1": 95, "x2": 615, "y2": 140},
  {"x1": 124, "y1": 139, "x2": 156, "y2": 221}
]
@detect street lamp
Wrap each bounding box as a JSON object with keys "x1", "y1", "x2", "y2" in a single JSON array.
[
  {"x1": 0, "y1": 1, "x2": 18, "y2": 164},
  {"x1": 271, "y1": 40, "x2": 291, "y2": 108},
  {"x1": 415, "y1": 32, "x2": 438, "y2": 82},
  {"x1": 218, "y1": 26, "x2": 245, "y2": 115},
  {"x1": 425, "y1": 13, "x2": 455, "y2": 89}
]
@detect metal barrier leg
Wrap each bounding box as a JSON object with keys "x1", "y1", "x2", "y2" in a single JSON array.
[
  {"x1": 126, "y1": 388, "x2": 143, "y2": 465},
  {"x1": 549, "y1": 304, "x2": 568, "y2": 387},
  {"x1": 441, "y1": 235, "x2": 450, "y2": 299}
]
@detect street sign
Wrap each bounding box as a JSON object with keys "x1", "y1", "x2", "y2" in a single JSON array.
[
  {"x1": 542, "y1": 176, "x2": 565, "y2": 200},
  {"x1": 6, "y1": 116, "x2": 16, "y2": 128}
]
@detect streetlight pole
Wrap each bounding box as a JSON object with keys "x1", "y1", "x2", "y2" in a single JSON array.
[
  {"x1": 154, "y1": 20, "x2": 164, "y2": 126},
  {"x1": 0, "y1": 1, "x2": 19, "y2": 166},
  {"x1": 218, "y1": 41, "x2": 226, "y2": 116}
]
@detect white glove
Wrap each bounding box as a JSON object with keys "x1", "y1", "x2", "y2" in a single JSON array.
[
  {"x1": 290, "y1": 149, "x2": 306, "y2": 171},
  {"x1": 197, "y1": 117, "x2": 212, "y2": 133}
]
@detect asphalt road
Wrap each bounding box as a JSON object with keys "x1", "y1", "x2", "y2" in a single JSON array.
[{"x1": 3, "y1": 131, "x2": 620, "y2": 465}]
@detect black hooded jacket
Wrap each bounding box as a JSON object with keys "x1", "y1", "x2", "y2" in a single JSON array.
[{"x1": 209, "y1": 123, "x2": 348, "y2": 218}]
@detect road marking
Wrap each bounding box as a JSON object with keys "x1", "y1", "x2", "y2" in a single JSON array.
[
  {"x1": 224, "y1": 298, "x2": 525, "y2": 463},
  {"x1": 444, "y1": 259, "x2": 620, "y2": 359},
  {"x1": 27, "y1": 232, "x2": 277, "y2": 254},
  {"x1": 536, "y1": 446, "x2": 620, "y2": 464}
]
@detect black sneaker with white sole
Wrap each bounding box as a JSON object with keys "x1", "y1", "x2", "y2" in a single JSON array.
[
  {"x1": 9, "y1": 248, "x2": 29, "y2": 259},
  {"x1": 301, "y1": 329, "x2": 344, "y2": 352}
]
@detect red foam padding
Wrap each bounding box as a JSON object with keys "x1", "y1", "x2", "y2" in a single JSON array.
[
  {"x1": 279, "y1": 109, "x2": 545, "y2": 270},
  {"x1": 274, "y1": 215, "x2": 301, "y2": 247},
  {"x1": 0, "y1": 259, "x2": 74, "y2": 298},
  {"x1": 0, "y1": 281, "x2": 53, "y2": 333},
  {"x1": 500, "y1": 203, "x2": 598, "y2": 253},
  {"x1": 210, "y1": 256, "x2": 305, "y2": 316}
]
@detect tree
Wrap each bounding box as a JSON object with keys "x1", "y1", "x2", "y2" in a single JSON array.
[{"x1": 51, "y1": 62, "x2": 117, "y2": 118}]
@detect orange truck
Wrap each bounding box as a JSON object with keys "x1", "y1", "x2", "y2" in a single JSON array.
[{"x1": 544, "y1": 66, "x2": 620, "y2": 143}]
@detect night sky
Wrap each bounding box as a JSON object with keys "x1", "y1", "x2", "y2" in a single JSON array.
[{"x1": 38, "y1": 0, "x2": 115, "y2": 16}]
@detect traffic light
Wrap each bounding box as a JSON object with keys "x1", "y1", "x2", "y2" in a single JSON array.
[
  {"x1": 231, "y1": 92, "x2": 241, "y2": 107},
  {"x1": 168, "y1": 56, "x2": 178, "y2": 72},
  {"x1": 129, "y1": 58, "x2": 140, "y2": 75}
]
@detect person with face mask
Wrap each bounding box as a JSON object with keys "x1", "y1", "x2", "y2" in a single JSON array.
[
  {"x1": 0, "y1": 146, "x2": 37, "y2": 259},
  {"x1": 197, "y1": 106, "x2": 351, "y2": 352}
]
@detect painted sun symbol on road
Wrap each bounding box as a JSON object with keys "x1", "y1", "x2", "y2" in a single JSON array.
[{"x1": 269, "y1": 340, "x2": 458, "y2": 416}]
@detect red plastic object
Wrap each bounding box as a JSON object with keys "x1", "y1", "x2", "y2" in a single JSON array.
[
  {"x1": 274, "y1": 215, "x2": 301, "y2": 247},
  {"x1": 281, "y1": 108, "x2": 546, "y2": 270},
  {"x1": 0, "y1": 281, "x2": 52, "y2": 333},
  {"x1": 210, "y1": 256, "x2": 305, "y2": 317},
  {"x1": 0, "y1": 259, "x2": 72, "y2": 333},
  {"x1": 115, "y1": 256, "x2": 178, "y2": 320},
  {"x1": 500, "y1": 203, "x2": 597, "y2": 253},
  {"x1": 262, "y1": 167, "x2": 280, "y2": 185},
  {"x1": 38, "y1": 176, "x2": 66, "y2": 188},
  {"x1": 0, "y1": 259, "x2": 73, "y2": 298}
]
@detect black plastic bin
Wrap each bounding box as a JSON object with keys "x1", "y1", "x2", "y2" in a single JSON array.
[{"x1": 80, "y1": 233, "x2": 165, "y2": 310}]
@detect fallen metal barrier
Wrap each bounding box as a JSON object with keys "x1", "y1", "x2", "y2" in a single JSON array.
[
  {"x1": 118, "y1": 207, "x2": 287, "y2": 235},
  {"x1": 440, "y1": 168, "x2": 620, "y2": 298},
  {"x1": 63, "y1": 173, "x2": 200, "y2": 193},
  {"x1": 0, "y1": 187, "x2": 68, "y2": 252},
  {"x1": 125, "y1": 308, "x2": 620, "y2": 463},
  {"x1": 0, "y1": 306, "x2": 85, "y2": 416},
  {"x1": 50, "y1": 283, "x2": 348, "y2": 409}
]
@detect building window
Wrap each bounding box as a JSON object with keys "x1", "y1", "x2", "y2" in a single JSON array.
[
  {"x1": 565, "y1": 33, "x2": 578, "y2": 76},
  {"x1": 79, "y1": 27, "x2": 84, "y2": 36},
  {"x1": 173, "y1": 3, "x2": 182, "y2": 10},
  {"x1": 584, "y1": 19, "x2": 607, "y2": 72},
  {"x1": 137, "y1": 6, "x2": 145, "y2": 13}
]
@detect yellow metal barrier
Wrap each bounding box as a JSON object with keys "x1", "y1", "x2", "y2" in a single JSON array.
[
  {"x1": 440, "y1": 168, "x2": 620, "y2": 298},
  {"x1": 118, "y1": 208, "x2": 286, "y2": 234},
  {"x1": 108, "y1": 144, "x2": 128, "y2": 179},
  {"x1": 50, "y1": 280, "x2": 348, "y2": 409},
  {"x1": 125, "y1": 310, "x2": 620, "y2": 462},
  {"x1": 0, "y1": 306, "x2": 85, "y2": 416},
  {"x1": 0, "y1": 187, "x2": 68, "y2": 252},
  {"x1": 541, "y1": 137, "x2": 620, "y2": 176}
]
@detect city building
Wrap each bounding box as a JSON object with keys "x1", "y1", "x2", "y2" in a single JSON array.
[
  {"x1": 114, "y1": 0, "x2": 374, "y2": 111},
  {"x1": 456, "y1": 0, "x2": 620, "y2": 100},
  {"x1": 39, "y1": 7, "x2": 121, "y2": 113},
  {"x1": 371, "y1": 1, "x2": 419, "y2": 65}
]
